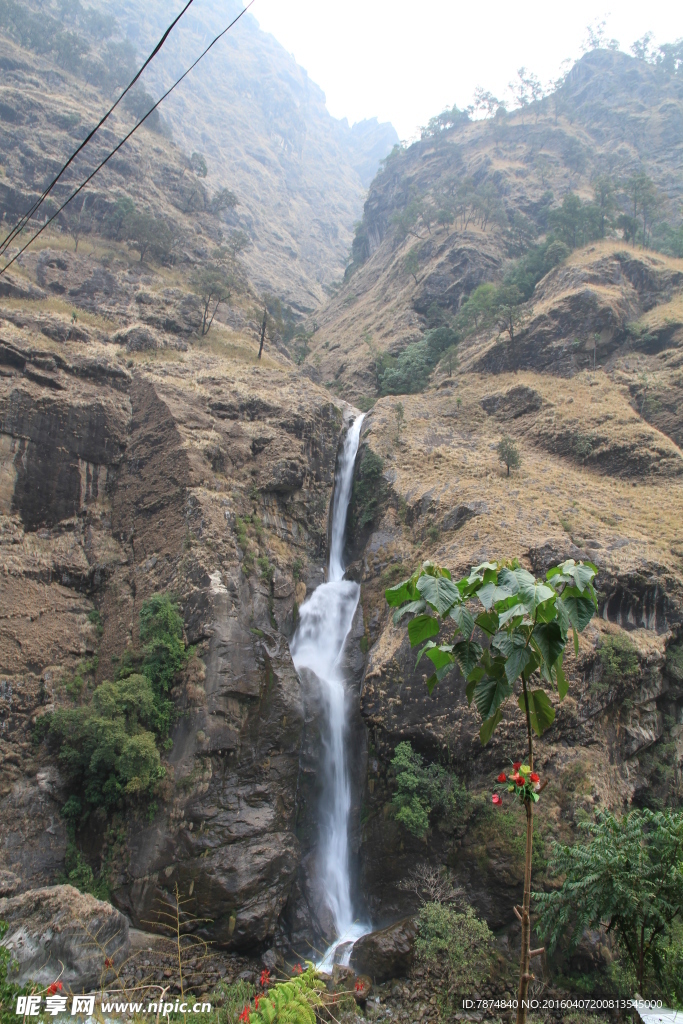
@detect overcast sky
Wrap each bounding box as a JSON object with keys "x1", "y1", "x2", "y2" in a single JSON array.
[{"x1": 252, "y1": 1, "x2": 682, "y2": 139}]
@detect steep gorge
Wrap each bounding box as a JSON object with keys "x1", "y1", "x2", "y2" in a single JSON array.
[{"x1": 0, "y1": 18, "x2": 682, "y2": 1008}]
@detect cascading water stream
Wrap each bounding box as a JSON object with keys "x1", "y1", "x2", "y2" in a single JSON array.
[{"x1": 290, "y1": 414, "x2": 369, "y2": 969}]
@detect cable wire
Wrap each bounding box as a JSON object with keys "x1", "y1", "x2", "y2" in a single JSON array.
[
  {"x1": 0, "y1": 0, "x2": 255, "y2": 277},
  {"x1": 0, "y1": 0, "x2": 199, "y2": 257}
]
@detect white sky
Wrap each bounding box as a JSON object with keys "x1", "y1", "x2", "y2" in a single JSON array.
[{"x1": 252, "y1": 1, "x2": 683, "y2": 140}]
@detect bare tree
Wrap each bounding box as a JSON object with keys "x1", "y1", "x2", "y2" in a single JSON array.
[{"x1": 398, "y1": 863, "x2": 467, "y2": 907}]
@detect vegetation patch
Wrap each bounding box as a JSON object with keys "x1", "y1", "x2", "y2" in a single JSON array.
[
  {"x1": 391, "y1": 741, "x2": 471, "y2": 839},
  {"x1": 416, "y1": 903, "x2": 496, "y2": 1008}
]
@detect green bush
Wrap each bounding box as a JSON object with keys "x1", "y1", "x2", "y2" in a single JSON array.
[
  {"x1": 42, "y1": 594, "x2": 187, "y2": 823},
  {"x1": 350, "y1": 447, "x2": 385, "y2": 530},
  {"x1": 378, "y1": 326, "x2": 459, "y2": 395},
  {"x1": 48, "y1": 673, "x2": 164, "y2": 819},
  {"x1": 416, "y1": 903, "x2": 495, "y2": 1003},
  {"x1": 596, "y1": 632, "x2": 639, "y2": 692},
  {"x1": 391, "y1": 741, "x2": 470, "y2": 838}
]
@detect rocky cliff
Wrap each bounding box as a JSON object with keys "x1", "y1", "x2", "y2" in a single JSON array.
[{"x1": 1, "y1": 26, "x2": 683, "y2": 987}]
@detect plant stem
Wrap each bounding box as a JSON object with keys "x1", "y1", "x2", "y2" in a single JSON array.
[{"x1": 515, "y1": 677, "x2": 534, "y2": 1024}]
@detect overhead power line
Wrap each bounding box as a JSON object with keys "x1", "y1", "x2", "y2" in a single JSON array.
[
  {"x1": 0, "y1": 1, "x2": 255, "y2": 277},
  {"x1": 0, "y1": 0, "x2": 200, "y2": 258}
]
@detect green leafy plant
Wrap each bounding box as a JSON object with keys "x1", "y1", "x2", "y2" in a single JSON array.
[
  {"x1": 240, "y1": 966, "x2": 324, "y2": 1024},
  {"x1": 416, "y1": 904, "x2": 496, "y2": 1011},
  {"x1": 497, "y1": 435, "x2": 521, "y2": 476},
  {"x1": 386, "y1": 558, "x2": 597, "y2": 1024},
  {"x1": 389, "y1": 741, "x2": 471, "y2": 835},
  {"x1": 535, "y1": 809, "x2": 683, "y2": 1001}
]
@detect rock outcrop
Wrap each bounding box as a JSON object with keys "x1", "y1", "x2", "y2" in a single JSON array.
[{"x1": 0, "y1": 885, "x2": 130, "y2": 989}]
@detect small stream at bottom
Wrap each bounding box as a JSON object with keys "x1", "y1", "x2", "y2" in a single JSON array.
[{"x1": 289, "y1": 413, "x2": 371, "y2": 970}]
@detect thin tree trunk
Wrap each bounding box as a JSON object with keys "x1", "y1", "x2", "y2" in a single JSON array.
[
  {"x1": 515, "y1": 678, "x2": 535, "y2": 1024},
  {"x1": 258, "y1": 308, "x2": 267, "y2": 359}
]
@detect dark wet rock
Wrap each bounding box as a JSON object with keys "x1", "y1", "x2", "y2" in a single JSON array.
[{"x1": 350, "y1": 918, "x2": 417, "y2": 982}]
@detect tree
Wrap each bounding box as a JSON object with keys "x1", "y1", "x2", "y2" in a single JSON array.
[
  {"x1": 124, "y1": 212, "x2": 174, "y2": 264},
  {"x1": 593, "y1": 175, "x2": 616, "y2": 237},
  {"x1": 386, "y1": 558, "x2": 598, "y2": 1024},
  {"x1": 471, "y1": 87, "x2": 506, "y2": 119},
  {"x1": 61, "y1": 196, "x2": 91, "y2": 252},
  {"x1": 190, "y1": 152, "x2": 208, "y2": 178},
  {"x1": 497, "y1": 435, "x2": 520, "y2": 475},
  {"x1": 209, "y1": 187, "x2": 238, "y2": 214},
  {"x1": 459, "y1": 283, "x2": 498, "y2": 332},
  {"x1": 102, "y1": 195, "x2": 135, "y2": 241},
  {"x1": 496, "y1": 285, "x2": 529, "y2": 343},
  {"x1": 404, "y1": 248, "x2": 420, "y2": 285},
  {"x1": 191, "y1": 266, "x2": 233, "y2": 336},
  {"x1": 394, "y1": 401, "x2": 404, "y2": 442},
  {"x1": 535, "y1": 809, "x2": 683, "y2": 998},
  {"x1": 623, "y1": 173, "x2": 659, "y2": 246}
]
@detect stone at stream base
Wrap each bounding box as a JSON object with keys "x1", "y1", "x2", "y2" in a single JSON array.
[
  {"x1": 0, "y1": 884, "x2": 130, "y2": 990},
  {"x1": 350, "y1": 918, "x2": 417, "y2": 983}
]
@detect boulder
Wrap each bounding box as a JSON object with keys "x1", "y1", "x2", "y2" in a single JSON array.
[
  {"x1": 0, "y1": 884, "x2": 130, "y2": 990},
  {"x1": 350, "y1": 917, "x2": 417, "y2": 982}
]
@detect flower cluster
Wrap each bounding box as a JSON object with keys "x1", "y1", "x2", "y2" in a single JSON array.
[
  {"x1": 355, "y1": 980, "x2": 365, "y2": 993},
  {"x1": 46, "y1": 983, "x2": 63, "y2": 997},
  {"x1": 260, "y1": 969, "x2": 271, "y2": 988},
  {"x1": 292, "y1": 963, "x2": 303, "y2": 975},
  {"x1": 492, "y1": 762, "x2": 541, "y2": 806},
  {"x1": 238, "y1": 1006, "x2": 250, "y2": 1022}
]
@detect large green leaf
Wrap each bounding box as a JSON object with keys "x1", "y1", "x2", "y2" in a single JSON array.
[
  {"x1": 555, "y1": 653, "x2": 568, "y2": 700},
  {"x1": 517, "y1": 578, "x2": 556, "y2": 615},
  {"x1": 408, "y1": 614, "x2": 440, "y2": 647},
  {"x1": 497, "y1": 602, "x2": 528, "y2": 627},
  {"x1": 531, "y1": 621, "x2": 565, "y2": 669},
  {"x1": 479, "y1": 707, "x2": 503, "y2": 745},
  {"x1": 472, "y1": 675, "x2": 513, "y2": 721},
  {"x1": 452, "y1": 639, "x2": 483, "y2": 677},
  {"x1": 475, "y1": 609, "x2": 499, "y2": 635},
  {"x1": 385, "y1": 578, "x2": 416, "y2": 607},
  {"x1": 417, "y1": 574, "x2": 461, "y2": 615},
  {"x1": 504, "y1": 645, "x2": 532, "y2": 685},
  {"x1": 449, "y1": 604, "x2": 475, "y2": 639},
  {"x1": 425, "y1": 663, "x2": 454, "y2": 695},
  {"x1": 425, "y1": 645, "x2": 455, "y2": 671},
  {"x1": 393, "y1": 598, "x2": 426, "y2": 624},
  {"x1": 477, "y1": 580, "x2": 516, "y2": 609},
  {"x1": 518, "y1": 688, "x2": 556, "y2": 736},
  {"x1": 559, "y1": 593, "x2": 596, "y2": 632}
]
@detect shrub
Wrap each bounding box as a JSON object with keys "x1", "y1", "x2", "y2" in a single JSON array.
[
  {"x1": 350, "y1": 447, "x2": 385, "y2": 530},
  {"x1": 391, "y1": 741, "x2": 469, "y2": 838},
  {"x1": 594, "y1": 632, "x2": 639, "y2": 694},
  {"x1": 0, "y1": 920, "x2": 30, "y2": 1024},
  {"x1": 47, "y1": 673, "x2": 164, "y2": 819},
  {"x1": 416, "y1": 903, "x2": 495, "y2": 1004}
]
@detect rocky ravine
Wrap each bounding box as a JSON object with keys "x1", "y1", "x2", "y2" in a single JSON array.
[{"x1": 0, "y1": 302, "x2": 367, "y2": 951}]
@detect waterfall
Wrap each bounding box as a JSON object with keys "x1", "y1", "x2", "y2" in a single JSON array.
[{"x1": 290, "y1": 413, "x2": 369, "y2": 966}]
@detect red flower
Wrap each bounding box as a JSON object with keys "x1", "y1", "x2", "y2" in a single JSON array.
[
  {"x1": 530, "y1": 772, "x2": 540, "y2": 783},
  {"x1": 355, "y1": 980, "x2": 364, "y2": 992},
  {"x1": 254, "y1": 997, "x2": 260, "y2": 1010},
  {"x1": 260, "y1": 969, "x2": 270, "y2": 988},
  {"x1": 511, "y1": 774, "x2": 524, "y2": 785},
  {"x1": 492, "y1": 793, "x2": 502, "y2": 806},
  {"x1": 292, "y1": 963, "x2": 303, "y2": 975},
  {"x1": 513, "y1": 762, "x2": 522, "y2": 770},
  {"x1": 239, "y1": 1008, "x2": 250, "y2": 1023},
  {"x1": 46, "y1": 983, "x2": 63, "y2": 996},
  {"x1": 497, "y1": 773, "x2": 507, "y2": 783},
  {"x1": 104, "y1": 958, "x2": 114, "y2": 969}
]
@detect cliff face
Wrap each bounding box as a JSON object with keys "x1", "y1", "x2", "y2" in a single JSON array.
[
  {"x1": 2, "y1": 24, "x2": 683, "y2": 969},
  {"x1": 0, "y1": 304, "x2": 353, "y2": 944}
]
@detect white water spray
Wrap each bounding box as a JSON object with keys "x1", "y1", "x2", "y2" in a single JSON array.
[{"x1": 290, "y1": 414, "x2": 369, "y2": 966}]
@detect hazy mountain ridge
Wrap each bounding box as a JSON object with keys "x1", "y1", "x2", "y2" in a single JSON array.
[{"x1": 90, "y1": 0, "x2": 399, "y2": 307}]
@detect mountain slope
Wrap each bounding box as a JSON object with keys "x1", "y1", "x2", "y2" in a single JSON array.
[{"x1": 85, "y1": 0, "x2": 399, "y2": 308}]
